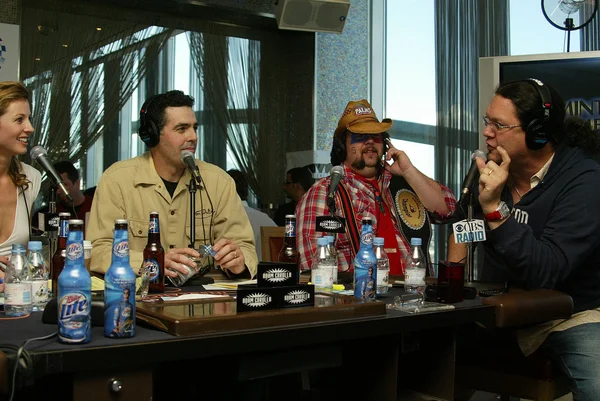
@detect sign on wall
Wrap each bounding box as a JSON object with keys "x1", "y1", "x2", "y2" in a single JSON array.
[{"x1": 0, "y1": 23, "x2": 20, "y2": 81}]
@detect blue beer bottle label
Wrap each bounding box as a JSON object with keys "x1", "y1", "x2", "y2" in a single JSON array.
[
  {"x1": 104, "y1": 276, "x2": 135, "y2": 338},
  {"x1": 149, "y1": 217, "x2": 160, "y2": 234},
  {"x1": 285, "y1": 220, "x2": 296, "y2": 237},
  {"x1": 353, "y1": 219, "x2": 377, "y2": 301},
  {"x1": 58, "y1": 291, "x2": 91, "y2": 343}
]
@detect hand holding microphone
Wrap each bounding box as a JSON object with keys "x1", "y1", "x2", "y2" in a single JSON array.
[
  {"x1": 180, "y1": 150, "x2": 202, "y2": 185},
  {"x1": 30, "y1": 146, "x2": 73, "y2": 202}
]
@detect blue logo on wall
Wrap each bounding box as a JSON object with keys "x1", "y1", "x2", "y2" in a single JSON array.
[{"x1": 0, "y1": 37, "x2": 6, "y2": 70}]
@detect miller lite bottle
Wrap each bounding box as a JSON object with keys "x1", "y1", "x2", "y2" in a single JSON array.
[
  {"x1": 104, "y1": 220, "x2": 136, "y2": 338},
  {"x1": 278, "y1": 215, "x2": 300, "y2": 265},
  {"x1": 51, "y1": 212, "x2": 70, "y2": 297},
  {"x1": 353, "y1": 218, "x2": 377, "y2": 301},
  {"x1": 144, "y1": 212, "x2": 165, "y2": 293},
  {"x1": 58, "y1": 219, "x2": 91, "y2": 344}
]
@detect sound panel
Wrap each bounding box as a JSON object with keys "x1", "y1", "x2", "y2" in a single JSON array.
[{"x1": 274, "y1": 0, "x2": 350, "y2": 34}]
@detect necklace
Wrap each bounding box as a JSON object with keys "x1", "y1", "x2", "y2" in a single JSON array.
[{"x1": 513, "y1": 184, "x2": 523, "y2": 199}]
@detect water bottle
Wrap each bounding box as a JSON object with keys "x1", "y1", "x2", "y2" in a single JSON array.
[
  {"x1": 353, "y1": 218, "x2": 377, "y2": 301},
  {"x1": 104, "y1": 219, "x2": 136, "y2": 338},
  {"x1": 27, "y1": 241, "x2": 49, "y2": 312},
  {"x1": 58, "y1": 219, "x2": 91, "y2": 344},
  {"x1": 311, "y1": 237, "x2": 335, "y2": 291},
  {"x1": 373, "y1": 237, "x2": 390, "y2": 295},
  {"x1": 4, "y1": 244, "x2": 32, "y2": 316},
  {"x1": 324, "y1": 235, "x2": 338, "y2": 284},
  {"x1": 404, "y1": 237, "x2": 426, "y2": 296}
]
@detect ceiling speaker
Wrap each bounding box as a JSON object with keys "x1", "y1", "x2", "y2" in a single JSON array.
[{"x1": 274, "y1": 0, "x2": 350, "y2": 34}]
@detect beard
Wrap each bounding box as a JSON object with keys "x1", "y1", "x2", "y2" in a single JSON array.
[{"x1": 351, "y1": 146, "x2": 382, "y2": 170}]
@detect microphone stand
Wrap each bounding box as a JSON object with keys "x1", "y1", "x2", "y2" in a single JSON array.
[
  {"x1": 188, "y1": 178, "x2": 196, "y2": 248},
  {"x1": 48, "y1": 189, "x2": 58, "y2": 259},
  {"x1": 465, "y1": 193, "x2": 475, "y2": 283}
]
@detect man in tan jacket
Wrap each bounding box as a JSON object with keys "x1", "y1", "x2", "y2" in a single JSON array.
[{"x1": 87, "y1": 90, "x2": 257, "y2": 279}]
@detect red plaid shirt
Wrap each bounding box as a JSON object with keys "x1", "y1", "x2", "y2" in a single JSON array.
[{"x1": 296, "y1": 164, "x2": 456, "y2": 272}]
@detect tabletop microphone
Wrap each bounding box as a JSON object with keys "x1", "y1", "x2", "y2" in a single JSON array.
[
  {"x1": 30, "y1": 146, "x2": 73, "y2": 202},
  {"x1": 459, "y1": 149, "x2": 487, "y2": 204},
  {"x1": 180, "y1": 150, "x2": 202, "y2": 185},
  {"x1": 327, "y1": 166, "x2": 345, "y2": 208}
]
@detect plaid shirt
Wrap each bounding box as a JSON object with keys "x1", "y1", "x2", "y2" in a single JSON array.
[{"x1": 296, "y1": 164, "x2": 456, "y2": 271}]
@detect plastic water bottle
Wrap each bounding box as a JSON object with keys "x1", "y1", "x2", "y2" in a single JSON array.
[
  {"x1": 404, "y1": 237, "x2": 426, "y2": 296},
  {"x1": 324, "y1": 235, "x2": 338, "y2": 284},
  {"x1": 312, "y1": 237, "x2": 335, "y2": 291},
  {"x1": 353, "y1": 218, "x2": 377, "y2": 301},
  {"x1": 373, "y1": 237, "x2": 390, "y2": 295},
  {"x1": 104, "y1": 219, "x2": 136, "y2": 338},
  {"x1": 4, "y1": 244, "x2": 32, "y2": 316},
  {"x1": 27, "y1": 241, "x2": 49, "y2": 312}
]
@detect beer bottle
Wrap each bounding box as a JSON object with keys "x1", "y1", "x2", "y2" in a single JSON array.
[
  {"x1": 104, "y1": 220, "x2": 136, "y2": 338},
  {"x1": 143, "y1": 212, "x2": 165, "y2": 293},
  {"x1": 278, "y1": 215, "x2": 300, "y2": 265},
  {"x1": 51, "y1": 212, "x2": 70, "y2": 298},
  {"x1": 58, "y1": 219, "x2": 91, "y2": 344}
]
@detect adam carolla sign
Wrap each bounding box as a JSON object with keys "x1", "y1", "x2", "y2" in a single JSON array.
[{"x1": 0, "y1": 23, "x2": 20, "y2": 81}]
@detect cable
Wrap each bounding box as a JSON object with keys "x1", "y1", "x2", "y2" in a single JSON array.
[
  {"x1": 3, "y1": 332, "x2": 57, "y2": 401},
  {"x1": 196, "y1": 169, "x2": 215, "y2": 272}
]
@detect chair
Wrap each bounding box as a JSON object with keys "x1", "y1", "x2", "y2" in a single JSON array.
[
  {"x1": 456, "y1": 289, "x2": 573, "y2": 401},
  {"x1": 260, "y1": 226, "x2": 285, "y2": 262}
]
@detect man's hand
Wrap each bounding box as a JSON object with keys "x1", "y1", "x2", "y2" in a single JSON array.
[
  {"x1": 477, "y1": 145, "x2": 510, "y2": 214},
  {"x1": 212, "y1": 239, "x2": 246, "y2": 275},
  {"x1": 385, "y1": 142, "x2": 415, "y2": 177},
  {"x1": 165, "y1": 247, "x2": 200, "y2": 278}
]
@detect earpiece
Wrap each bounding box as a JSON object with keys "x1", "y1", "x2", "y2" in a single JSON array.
[{"x1": 524, "y1": 78, "x2": 552, "y2": 150}]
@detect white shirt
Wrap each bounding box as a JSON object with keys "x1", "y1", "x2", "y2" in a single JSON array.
[
  {"x1": 0, "y1": 163, "x2": 41, "y2": 256},
  {"x1": 242, "y1": 201, "x2": 276, "y2": 261}
]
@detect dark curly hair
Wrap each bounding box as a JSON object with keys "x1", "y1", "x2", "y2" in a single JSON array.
[{"x1": 496, "y1": 80, "x2": 600, "y2": 155}]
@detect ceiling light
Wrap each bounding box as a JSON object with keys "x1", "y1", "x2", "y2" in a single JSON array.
[
  {"x1": 35, "y1": 57, "x2": 41, "y2": 61},
  {"x1": 62, "y1": 44, "x2": 68, "y2": 48},
  {"x1": 96, "y1": 27, "x2": 102, "y2": 31}
]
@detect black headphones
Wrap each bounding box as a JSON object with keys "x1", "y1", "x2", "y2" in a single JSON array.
[
  {"x1": 524, "y1": 78, "x2": 552, "y2": 150},
  {"x1": 138, "y1": 95, "x2": 161, "y2": 148}
]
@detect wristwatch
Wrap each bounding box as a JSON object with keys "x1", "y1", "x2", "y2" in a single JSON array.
[{"x1": 484, "y1": 201, "x2": 511, "y2": 222}]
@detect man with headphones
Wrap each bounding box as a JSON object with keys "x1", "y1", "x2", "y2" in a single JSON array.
[
  {"x1": 87, "y1": 90, "x2": 257, "y2": 279},
  {"x1": 296, "y1": 99, "x2": 456, "y2": 274},
  {"x1": 448, "y1": 79, "x2": 600, "y2": 399}
]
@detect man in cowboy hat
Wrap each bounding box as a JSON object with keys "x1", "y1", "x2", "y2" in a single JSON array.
[{"x1": 296, "y1": 99, "x2": 456, "y2": 274}]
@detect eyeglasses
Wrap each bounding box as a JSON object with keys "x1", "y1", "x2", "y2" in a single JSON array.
[
  {"x1": 482, "y1": 116, "x2": 522, "y2": 131},
  {"x1": 350, "y1": 133, "x2": 383, "y2": 144}
]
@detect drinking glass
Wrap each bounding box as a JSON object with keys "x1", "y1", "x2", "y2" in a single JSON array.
[{"x1": 167, "y1": 245, "x2": 215, "y2": 287}]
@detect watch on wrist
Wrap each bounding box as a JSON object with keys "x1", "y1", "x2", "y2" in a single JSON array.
[{"x1": 484, "y1": 201, "x2": 511, "y2": 222}]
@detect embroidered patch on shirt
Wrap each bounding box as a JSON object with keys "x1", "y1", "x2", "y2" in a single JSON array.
[{"x1": 394, "y1": 189, "x2": 426, "y2": 230}]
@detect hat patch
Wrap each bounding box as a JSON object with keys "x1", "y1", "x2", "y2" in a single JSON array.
[{"x1": 354, "y1": 107, "x2": 373, "y2": 116}]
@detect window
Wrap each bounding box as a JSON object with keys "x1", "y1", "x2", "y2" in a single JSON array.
[{"x1": 510, "y1": 0, "x2": 581, "y2": 55}]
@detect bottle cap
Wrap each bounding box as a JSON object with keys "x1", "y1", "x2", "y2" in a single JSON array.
[
  {"x1": 324, "y1": 235, "x2": 334, "y2": 244},
  {"x1": 332, "y1": 284, "x2": 345, "y2": 291},
  {"x1": 83, "y1": 240, "x2": 92, "y2": 249},
  {"x1": 317, "y1": 237, "x2": 328, "y2": 246},
  {"x1": 410, "y1": 237, "x2": 422, "y2": 246},
  {"x1": 373, "y1": 237, "x2": 384, "y2": 246},
  {"x1": 28, "y1": 241, "x2": 43, "y2": 251},
  {"x1": 11, "y1": 243, "x2": 26, "y2": 253}
]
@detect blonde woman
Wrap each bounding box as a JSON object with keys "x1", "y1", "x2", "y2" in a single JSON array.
[{"x1": 0, "y1": 81, "x2": 41, "y2": 289}]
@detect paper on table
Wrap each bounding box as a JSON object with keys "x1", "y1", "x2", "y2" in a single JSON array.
[
  {"x1": 205, "y1": 279, "x2": 257, "y2": 290},
  {"x1": 161, "y1": 293, "x2": 230, "y2": 302}
]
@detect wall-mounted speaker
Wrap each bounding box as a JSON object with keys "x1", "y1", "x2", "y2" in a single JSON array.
[{"x1": 273, "y1": 0, "x2": 350, "y2": 34}]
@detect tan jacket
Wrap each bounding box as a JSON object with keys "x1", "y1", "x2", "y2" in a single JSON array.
[{"x1": 87, "y1": 152, "x2": 257, "y2": 278}]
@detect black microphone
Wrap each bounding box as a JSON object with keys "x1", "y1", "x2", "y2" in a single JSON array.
[
  {"x1": 30, "y1": 146, "x2": 73, "y2": 202},
  {"x1": 180, "y1": 150, "x2": 202, "y2": 185},
  {"x1": 459, "y1": 150, "x2": 487, "y2": 204},
  {"x1": 327, "y1": 166, "x2": 345, "y2": 207}
]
